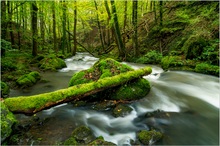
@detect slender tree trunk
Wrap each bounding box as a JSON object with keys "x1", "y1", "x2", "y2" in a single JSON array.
[
  {"x1": 73, "y1": 0, "x2": 77, "y2": 56},
  {"x1": 123, "y1": 1, "x2": 127, "y2": 46},
  {"x1": 52, "y1": 1, "x2": 58, "y2": 53},
  {"x1": 132, "y1": 0, "x2": 139, "y2": 57},
  {"x1": 67, "y1": 17, "x2": 71, "y2": 53},
  {"x1": 16, "y1": 3, "x2": 21, "y2": 50},
  {"x1": 61, "y1": 0, "x2": 67, "y2": 55},
  {"x1": 104, "y1": 0, "x2": 112, "y2": 45},
  {"x1": 159, "y1": 1, "x2": 163, "y2": 54},
  {"x1": 153, "y1": 1, "x2": 157, "y2": 23},
  {"x1": 1, "y1": 1, "x2": 7, "y2": 40},
  {"x1": 40, "y1": 1, "x2": 45, "y2": 50},
  {"x1": 8, "y1": 1, "x2": 15, "y2": 47},
  {"x1": 94, "y1": 0, "x2": 105, "y2": 51},
  {"x1": 31, "y1": 1, "x2": 38, "y2": 56},
  {"x1": 110, "y1": 0, "x2": 126, "y2": 59}
]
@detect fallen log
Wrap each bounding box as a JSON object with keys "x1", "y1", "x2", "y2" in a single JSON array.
[{"x1": 3, "y1": 67, "x2": 152, "y2": 115}]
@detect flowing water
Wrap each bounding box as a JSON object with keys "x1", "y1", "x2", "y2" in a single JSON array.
[{"x1": 10, "y1": 52, "x2": 219, "y2": 145}]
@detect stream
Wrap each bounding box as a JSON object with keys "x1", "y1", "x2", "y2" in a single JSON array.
[{"x1": 10, "y1": 52, "x2": 219, "y2": 145}]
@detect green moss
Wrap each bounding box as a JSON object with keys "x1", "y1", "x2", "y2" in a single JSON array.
[
  {"x1": 1, "y1": 81, "x2": 10, "y2": 98},
  {"x1": 111, "y1": 79, "x2": 150, "y2": 100},
  {"x1": 39, "y1": 56, "x2": 66, "y2": 71},
  {"x1": 4, "y1": 66, "x2": 152, "y2": 114},
  {"x1": 195, "y1": 63, "x2": 219, "y2": 76},
  {"x1": 89, "y1": 136, "x2": 116, "y2": 145},
  {"x1": 63, "y1": 137, "x2": 77, "y2": 145},
  {"x1": 16, "y1": 71, "x2": 41, "y2": 88},
  {"x1": 71, "y1": 126, "x2": 95, "y2": 144},
  {"x1": 0, "y1": 102, "x2": 17, "y2": 143},
  {"x1": 137, "y1": 130, "x2": 163, "y2": 145},
  {"x1": 68, "y1": 71, "x2": 86, "y2": 86}
]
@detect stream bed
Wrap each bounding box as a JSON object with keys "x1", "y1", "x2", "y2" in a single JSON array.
[{"x1": 10, "y1": 52, "x2": 219, "y2": 145}]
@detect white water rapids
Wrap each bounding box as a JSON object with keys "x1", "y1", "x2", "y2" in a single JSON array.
[{"x1": 12, "y1": 52, "x2": 219, "y2": 145}]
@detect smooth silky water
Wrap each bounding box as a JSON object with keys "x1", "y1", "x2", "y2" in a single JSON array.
[{"x1": 10, "y1": 52, "x2": 219, "y2": 145}]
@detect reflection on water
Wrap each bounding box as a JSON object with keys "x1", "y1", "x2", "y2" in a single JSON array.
[{"x1": 12, "y1": 53, "x2": 219, "y2": 145}]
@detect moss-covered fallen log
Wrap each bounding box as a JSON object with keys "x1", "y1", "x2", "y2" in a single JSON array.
[{"x1": 3, "y1": 67, "x2": 152, "y2": 115}]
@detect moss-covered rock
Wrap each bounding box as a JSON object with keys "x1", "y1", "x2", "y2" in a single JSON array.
[
  {"x1": 16, "y1": 71, "x2": 41, "y2": 88},
  {"x1": 111, "y1": 79, "x2": 150, "y2": 100},
  {"x1": 39, "y1": 55, "x2": 66, "y2": 71},
  {"x1": 137, "y1": 129, "x2": 163, "y2": 145},
  {"x1": 1, "y1": 81, "x2": 10, "y2": 98},
  {"x1": 68, "y1": 126, "x2": 95, "y2": 144},
  {"x1": 0, "y1": 102, "x2": 17, "y2": 143},
  {"x1": 112, "y1": 104, "x2": 133, "y2": 117},
  {"x1": 69, "y1": 58, "x2": 151, "y2": 101},
  {"x1": 63, "y1": 137, "x2": 78, "y2": 145},
  {"x1": 195, "y1": 63, "x2": 219, "y2": 76},
  {"x1": 89, "y1": 136, "x2": 116, "y2": 145}
]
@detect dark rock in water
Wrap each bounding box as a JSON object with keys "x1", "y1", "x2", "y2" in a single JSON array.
[
  {"x1": 137, "y1": 129, "x2": 163, "y2": 145},
  {"x1": 0, "y1": 102, "x2": 17, "y2": 143},
  {"x1": 70, "y1": 126, "x2": 95, "y2": 144},
  {"x1": 93, "y1": 100, "x2": 116, "y2": 111},
  {"x1": 112, "y1": 104, "x2": 133, "y2": 117},
  {"x1": 68, "y1": 58, "x2": 151, "y2": 101}
]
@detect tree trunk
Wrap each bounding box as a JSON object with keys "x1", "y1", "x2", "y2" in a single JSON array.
[
  {"x1": 123, "y1": 1, "x2": 127, "y2": 46},
  {"x1": 159, "y1": 1, "x2": 163, "y2": 28},
  {"x1": 73, "y1": 0, "x2": 77, "y2": 56},
  {"x1": 94, "y1": 0, "x2": 105, "y2": 51},
  {"x1": 61, "y1": 0, "x2": 67, "y2": 55},
  {"x1": 132, "y1": 0, "x2": 139, "y2": 57},
  {"x1": 1, "y1": 1, "x2": 7, "y2": 40},
  {"x1": 52, "y1": 1, "x2": 58, "y2": 53},
  {"x1": 31, "y1": 1, "x2": 38, "y2": 56},
  {"x1": 110, "y1": 0, "x2": 126, "y2": 59},
  {"x1": 8, "y1": 1, "x2": 15, "y2": 47},
  {"x1": 4, "y1": 67, "x2": 152, "y2": 115},
  {"x1": 40, "y1": 1, "x2": 45, "y2": 50},
  {"x1": 16, "y1": 2, "x2": 21, "y2": 50}
]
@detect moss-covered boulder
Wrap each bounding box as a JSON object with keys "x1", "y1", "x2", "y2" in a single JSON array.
[
  {"x1": 39, "y1": 55, "x2": 66, "y2": 71},
  {"x1": 112, "y1": 104, "x2": 133, "y2": 117},
  {"x1": 161, "y1": 56, "x2": 184, "y2": 70},
  {"x1": 0, "y1": 102, "x2": 17, "y2": 143},
  {"x1": 16, "y1": 71, "x2": 41, "y2": 88},
  {"x1": 64, "y1": 126, "x2": 96, "y2": 145},
  {"x1": 89, "y1": 136, "x2": 116, "y2": 145},
  {"x1": 1, "y1": 81, "x2": 10, "y2": 98},
  {"x1": 69, "y1": 58, "x2": 151, "y2": 101},
  {"x1": 137, "y1": 129, "x2": 163, "y2": 145}
]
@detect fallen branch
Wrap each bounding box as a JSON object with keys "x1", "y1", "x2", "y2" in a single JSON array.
[{"x1": 4, "y1": 67, "x2": 152, "y2": 115}]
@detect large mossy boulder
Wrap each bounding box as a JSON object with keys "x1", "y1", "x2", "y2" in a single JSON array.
[
  {"x1": 1, "y1": 81, "x2": 10, "y2": 98},
  {"x1": 39, "y1": 55, "x2": 66, "y2": 71},
  {"x1": 137, "y1": 129, "x2": 163, "y2": 145},
  {"x1": 0, "y1": 102, "x2": 17, "y2": 143},
  {"x1": 16, "y1": 71, "x2": 41, "y2": 88},
  {"x1": 69, "y1": 58, "x2": 151, "y2": 101}
]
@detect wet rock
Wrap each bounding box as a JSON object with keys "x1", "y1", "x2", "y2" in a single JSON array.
[
  {"x1": 137, "y1": 129, "x2": 163, "y2": 145},
  {"x1": 69, "y1": 58, "x2": 151, "y2": 101},
  {"x1": 63, "y1": 137, "x2": 78, "y2": 145},
  {"x1": 16, "y1": 71, "x2": 41, "y2": 88},
  {"x1": 93, "y1": 100, "x2": 116, "y2": 111},
  {"x1": 1, "y1": 81, "x2": 10, "y2": 98},
  {"x1": 112, "y1": 104, "x2": 133, "y2": 117},
  {"x1": 89, "y1": 136, "x2": 116, "y2": 145},
  {"x1": 0, "y1": 102, "x2": 17, "y2": 143},
  {"x1": 71, "y1": 126, "x2": 95, "y2": 144},
  {"x1": 39, "y1": 55, "x2": 66, "y2": 71}
]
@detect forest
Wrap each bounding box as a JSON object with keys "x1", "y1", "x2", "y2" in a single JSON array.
[{"x1": 1, "y1": 0, "x2": 219, "y2": 145}]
